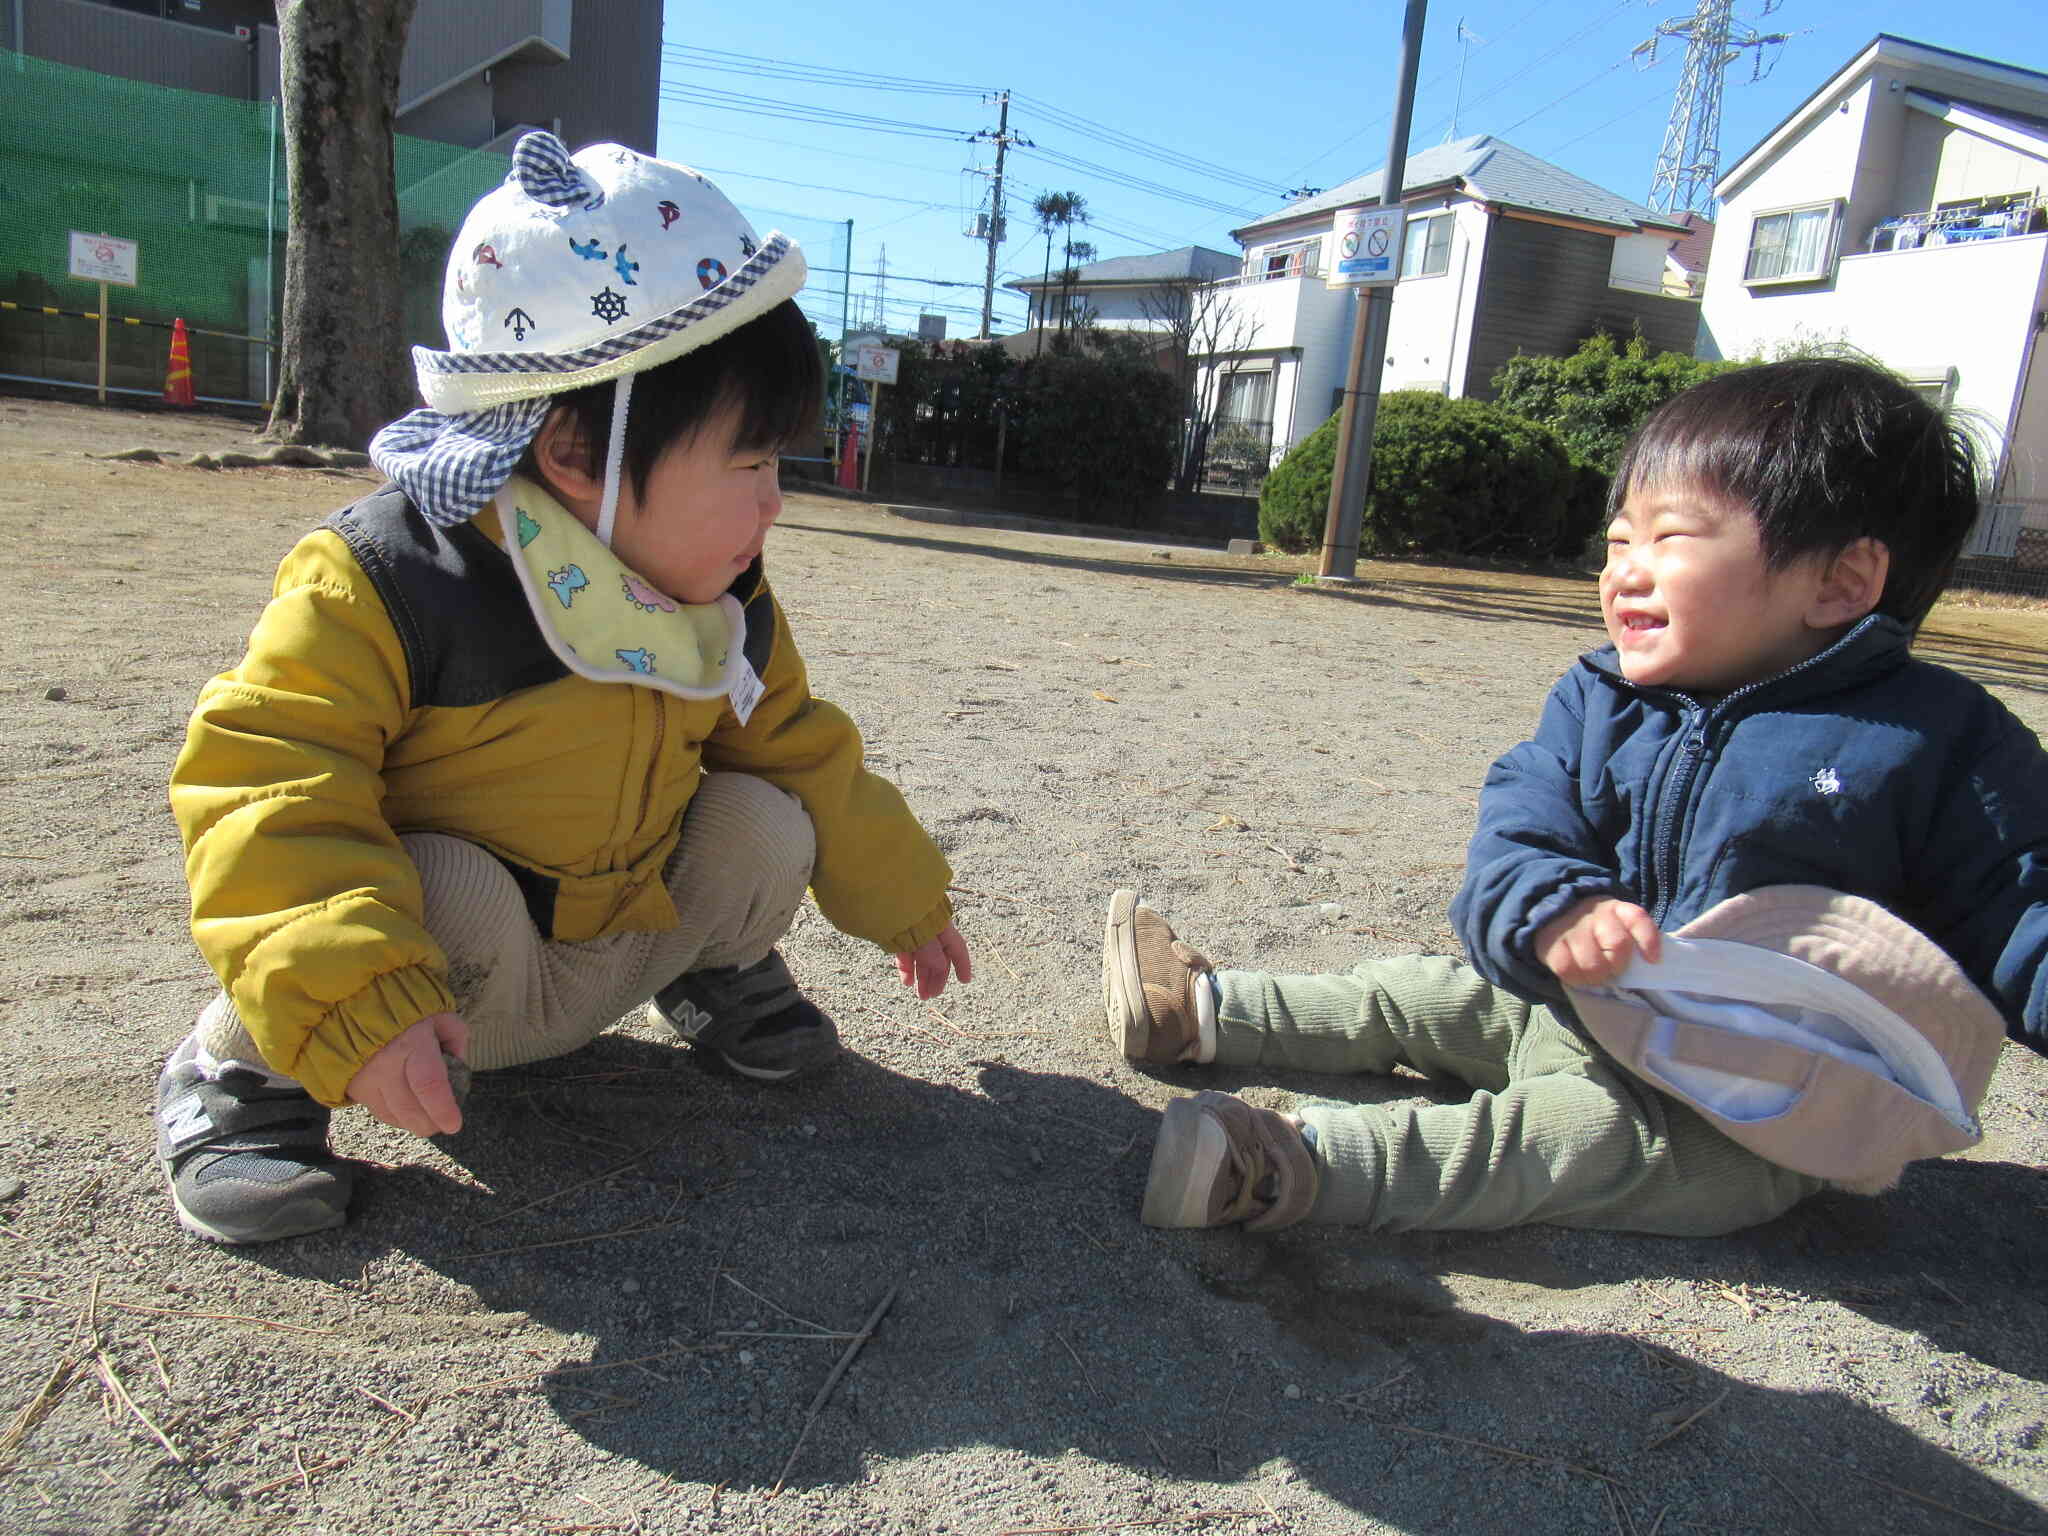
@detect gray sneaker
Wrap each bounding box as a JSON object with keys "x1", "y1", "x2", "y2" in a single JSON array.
[
  {"x1": 647, "y1": 951, "x2": 840, "y2": 1082},
  {"x1": 154, "y1": 1037, "x2": 354, "y2": 1244}
]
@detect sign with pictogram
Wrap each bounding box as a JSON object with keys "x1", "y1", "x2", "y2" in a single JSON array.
[
  {"x1": 1326, "y1": 206, "x2": 1403, "y2": 288},
  {"x1": 68, "y1": 231, "x2": 140, "y2": 287},
  {"x1": 854, "y1": 345, "x2": 900, "y2": 385}
]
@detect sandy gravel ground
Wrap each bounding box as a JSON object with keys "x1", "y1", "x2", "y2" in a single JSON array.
[{"x1": 2, "y1": 395, "x2": 2045, "y2": 1536}]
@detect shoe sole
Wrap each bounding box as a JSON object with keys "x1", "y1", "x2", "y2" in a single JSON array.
[
  {"x1": 1102, "y1": 889, "x2": 1149, "y2": 1059},
  {"x1": 1141, "y1": 1098, "x2": 1231, "y2": 1228},
  {"x1": 166, "y1": 1181, "x2": 349, "y2": 1245}
]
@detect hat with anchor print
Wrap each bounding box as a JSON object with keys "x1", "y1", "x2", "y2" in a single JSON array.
[
  {"x1": 370, "y1": 131, "x2": 805, "y2": 528},
  {"x1": 1565, "y1": 886, "x2": 2006, "y2": 1194}
]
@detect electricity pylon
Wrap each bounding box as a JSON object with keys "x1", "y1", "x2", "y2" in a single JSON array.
[{"x1": 1636, "y1": 0, "x2": 1793, "y2": 215}]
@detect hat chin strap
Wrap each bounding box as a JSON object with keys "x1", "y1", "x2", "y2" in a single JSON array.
[{"x1": 595, "y1": 373, "x2": 634, "y2": 549}]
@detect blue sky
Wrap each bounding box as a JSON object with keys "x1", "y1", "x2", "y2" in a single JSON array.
[{"x1": 654, "y1": 1, "x2": 2041, "y2": 340}]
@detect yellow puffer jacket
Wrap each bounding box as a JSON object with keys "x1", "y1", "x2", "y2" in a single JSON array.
[{"x1": 171, "y1": 483, "x2": 953, "y2": 1106}]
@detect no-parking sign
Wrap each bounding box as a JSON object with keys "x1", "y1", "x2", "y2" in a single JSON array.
[
  {"x1": 854, "y1": 345, "x2": 900, "y2": 385},
  {"x1": 1326, "y1": 206, "x2": 1403, "y2": 288},
  {"x1": 68, "y1": 230, "x2": 139, "y2": 287}
]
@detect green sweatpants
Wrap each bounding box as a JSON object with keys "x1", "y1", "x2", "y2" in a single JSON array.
[{"x1": 1215, "y1": 954, "x2": 1825, "y2": 1236}]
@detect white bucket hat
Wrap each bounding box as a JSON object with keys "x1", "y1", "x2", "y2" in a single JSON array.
[
  {"x1": 370, "y1": 131, "x2": 806, "y2": 532},
  {"x1": 1566, "y1": 886, "x2": 2005, "y2": 1194}
]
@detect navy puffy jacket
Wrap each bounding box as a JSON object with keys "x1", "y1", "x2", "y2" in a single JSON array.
[{"x1": 1449, "y1": 614, "x2": 2048, "y2": 1054}]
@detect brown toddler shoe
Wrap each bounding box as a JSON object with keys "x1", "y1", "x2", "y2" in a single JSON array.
[
  {"x1": 1102, "y1": 889, "x2": 1214, "y2": 1063},
  {"x1": 1141, "y1": 1091, "x2": 1319, "y2": 1231}
]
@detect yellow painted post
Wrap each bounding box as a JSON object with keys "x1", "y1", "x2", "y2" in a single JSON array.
[{"x1": 96, "y1": 280, "x2": 108, "y2": 403}]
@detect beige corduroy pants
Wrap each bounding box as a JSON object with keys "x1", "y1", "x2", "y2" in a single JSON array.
[{"x1": 196, "y1": 772, "x2": 815, "y2": 1078}]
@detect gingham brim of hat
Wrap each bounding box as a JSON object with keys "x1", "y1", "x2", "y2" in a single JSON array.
[
  {"x1": 1566, "y1": 886, "x2": 2007, "y2": 1193},
  {"x1": 370, "y1": 131, "x2": 806, "y2": 528}
]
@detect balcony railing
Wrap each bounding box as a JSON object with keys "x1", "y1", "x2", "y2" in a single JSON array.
[{"x1": 1867, "y1": 196, "x2": 2046, "y2": 254}]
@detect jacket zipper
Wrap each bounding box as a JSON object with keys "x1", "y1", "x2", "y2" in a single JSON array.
[{"x1": 1640, "y1": 624, "x2": 1870, "y2": 925}]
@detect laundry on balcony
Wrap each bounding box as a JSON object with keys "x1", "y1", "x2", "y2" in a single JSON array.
[{"x1": 1868, "y1": 192, "x2": 2046, "y2": 253}]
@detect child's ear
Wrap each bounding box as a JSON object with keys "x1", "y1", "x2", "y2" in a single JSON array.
[
  {"x1": 1809, "y1": 537, "x2": 1889, "y2": 628},
  {"x1": 528, "y1": 406, "x2": 603, "y2": 506}
]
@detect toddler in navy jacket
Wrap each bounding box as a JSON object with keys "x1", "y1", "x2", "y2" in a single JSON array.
[{"x1": 1101, "y1": 358, "x2": 2048, "y2": 1235}]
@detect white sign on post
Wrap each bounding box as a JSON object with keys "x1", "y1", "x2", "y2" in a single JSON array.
[
  {"x1": 853, "y1": 345, "x2": 900, "y2": 385},
  {"x1": 1326, "y1": 206, "x2": 1404, "y2": 288},
  {"x1": 68, "y1": 231, "x2": 140, "y2": 287}
]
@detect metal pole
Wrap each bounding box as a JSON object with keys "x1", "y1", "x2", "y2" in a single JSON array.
[{"x1": 1319, "y1": 0, "x2": 1428, "y2": 583}]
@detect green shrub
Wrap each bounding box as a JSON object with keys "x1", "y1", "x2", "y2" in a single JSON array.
[
  {"x1": 1258, "y1": 391, "x2": 1578, "y2": 560},
  {"x1": 1490, "y1": 331, "x2": 1738, "y2": 477}
]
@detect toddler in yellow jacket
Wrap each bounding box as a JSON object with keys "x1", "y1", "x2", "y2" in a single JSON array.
[{"x1": 156, "y1": 133, "x2": 970, "y2": 1244}]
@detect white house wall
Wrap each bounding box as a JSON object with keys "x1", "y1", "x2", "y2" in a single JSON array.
[
  {"x1": 1899, "y1": 112, "x2": 2047, "y2": 210},
  {"x1": 1705, "y1": 233, "x2": 2047, "y2": 456},
  {"x1": 1381, "y1": 202, "x2": 1489, "y2": 396}
]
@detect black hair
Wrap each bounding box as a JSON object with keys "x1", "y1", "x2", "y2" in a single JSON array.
[
  {"x1": 1610, "y1": 357, "x2": 1983, "y2": 629},
  {"x1": 528, "y1": 298, "x2": 823, "y2": 498}
]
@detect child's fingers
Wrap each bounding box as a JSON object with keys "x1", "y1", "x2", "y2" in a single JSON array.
[
  {"x1": 404, "y1": 1048, "x2": 463, "y2": 1136},
  {"x1": 940, "y1": 928, "x2": 973, "y2": 985}
]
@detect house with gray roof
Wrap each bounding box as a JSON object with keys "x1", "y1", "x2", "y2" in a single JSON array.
[
  {"x1": 1009, "y1": 245, "x2": 1242, "y2": 332},
  {"x1": 1189, "y1": 135, "x2": 1699, "y2": 473}
]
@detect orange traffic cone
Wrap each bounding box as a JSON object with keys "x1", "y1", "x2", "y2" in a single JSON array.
[{"x1": 162, "y1": 317, "x2": 195, "y2": 407}]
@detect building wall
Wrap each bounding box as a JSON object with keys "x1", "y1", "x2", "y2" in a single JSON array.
[
  {"x1": 1464, "y1": 216, "x2": 1701, "y2": 396},
  {"x1": 1898, "y1": 111, "x2": 2046, "y2": 210},
  {"x1": 493, "y1": 0, "x2": 658, "y2": 152},
  {"x1": 22, "y1": 0, "x2": 256, "y2": 97},
  {"x1": 1380, "y1": 200, "x2": 1490, "y2": 396},
  {"x1": 17, "y1": 0, "x2": 656, "y2": 155},
  {"x1": 1708, "y1": 233, "x2": 2047, "y2": 443}
]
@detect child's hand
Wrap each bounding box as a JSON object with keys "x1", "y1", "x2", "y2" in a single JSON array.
[
  {"x1": 895, "y1": 924, "x2": 972, "y2": 1000},
  {"x1": 1536, "y1": 897, "x2": 1662, "y2": 988},
  {"x1": 347, "y1": 1012, "x2": 469, "y2": 1137}
]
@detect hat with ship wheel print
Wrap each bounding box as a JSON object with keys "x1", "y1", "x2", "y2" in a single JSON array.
[{"x1": 371, "y1": 130, "x2": 805, "y2": 529}]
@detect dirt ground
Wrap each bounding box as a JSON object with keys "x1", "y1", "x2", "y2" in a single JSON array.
[{"x1": 2, "y1": 394, "x2": 2045, "y2": 1536}]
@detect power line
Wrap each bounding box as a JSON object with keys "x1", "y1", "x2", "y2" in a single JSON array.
[
  {"x1": 1011, "y1": 92, "x2": 1287, "y2": 199},
  {"x1": 1019, "y1": 142, "x2": 1264, "y2": 220},
  {"x1": 1494, "y1": 54, "x2": 1634, "y2": 140},
  {"x1": 656, "y1": 82, "x2": 970, "y2": 141},
  {"x1": 1546, "y1": 85, "x2": 1673, "y2": 155},
  {"x1": 1409, "y1": 0, "x2": 1639, "y2": 144},
  {"x1": 660, "y1": 41, "x2": 987, "y2": 98}
]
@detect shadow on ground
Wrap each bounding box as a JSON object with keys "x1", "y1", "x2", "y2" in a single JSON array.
[{"x1": 233, "y1": 1034, "x2": 2047, "y2": 1535}]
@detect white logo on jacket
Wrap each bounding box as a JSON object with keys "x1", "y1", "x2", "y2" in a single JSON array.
[{"x1": 1810, "y1": 766, "x2": 1842, "y2": 796}]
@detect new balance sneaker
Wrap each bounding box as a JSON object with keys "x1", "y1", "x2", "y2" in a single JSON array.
[
  {"x1": 154, "y1": 1036, "x2": 355, "y2": 1244},
  {"x1": 1103, "y1": 889, "x2": 1213, "y2": 1063},
  {"x1": 1141, "y1": 1091, "x2": 1318, "y2": 1231},
  {"x1": 647, "y1": 950, "x2": 840, "y2": 1082}
]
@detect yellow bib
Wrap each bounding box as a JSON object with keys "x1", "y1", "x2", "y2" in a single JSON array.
[{"x1": 494, "y1": 476, "x2": 763, "y2": 722}]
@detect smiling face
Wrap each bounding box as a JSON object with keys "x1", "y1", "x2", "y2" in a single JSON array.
[
  {"x1": 577, "y1": 399, "x2": 783, "y2": 606},
  {"x1": 1600, "y1": 481, "x2": 1842, "y2": 694}
]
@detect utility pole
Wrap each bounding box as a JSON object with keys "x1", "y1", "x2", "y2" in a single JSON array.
[
  {"x1": 968, "y1": 91, "x2": 1029, "y2": 339},
  {"x1": 1319, "y1": 0, "x2": 1427, "y2": 583}
]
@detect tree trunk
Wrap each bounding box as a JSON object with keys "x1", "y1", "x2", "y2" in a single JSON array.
[{"x1": 266, "y1": 0, "x2": 420, "y2": 450}]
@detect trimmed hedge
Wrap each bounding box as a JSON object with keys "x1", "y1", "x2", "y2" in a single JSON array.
[{"x1": 1258, "y1": 391, "x2": 1582, "y2": 560}]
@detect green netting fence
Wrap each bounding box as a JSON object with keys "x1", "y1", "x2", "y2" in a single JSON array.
[{"x1": 3, "y1": 53, "x2": 856, "y2": 420}]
